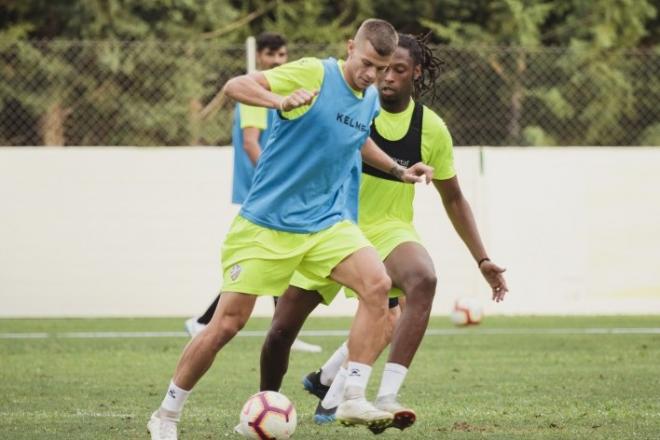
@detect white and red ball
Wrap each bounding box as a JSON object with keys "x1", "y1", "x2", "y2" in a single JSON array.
[
  {"x1": 239, "y1": 391, "x2": 297, "y2": 439},
  {"x1": 450, "y1": 298, "x2": 484, "y2": 326}
]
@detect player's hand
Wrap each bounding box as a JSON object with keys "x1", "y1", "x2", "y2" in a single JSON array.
[
  {"x1": 279, "y1": 89, "x2": 318, "y2": 111},
  {"x1": 400, "y1": 162, "x2": 434, "y2": 184},
  {"x1": 480, "y1": 260, "x2": 508, "y2": 302}
]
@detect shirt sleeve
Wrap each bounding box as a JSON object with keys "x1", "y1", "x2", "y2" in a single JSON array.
[
  {"x1": 262, "y1": 57, "x2": 324, "y2": 96},
  {"x1": 262, "y1": 57, "x2": 324, "y2": 120},
  {"x1": 421, "y1": 108, "x2": 456, "y2": 180},
  {"x1": 238, "y1": 104, "x2": 268, "y2": 130}
]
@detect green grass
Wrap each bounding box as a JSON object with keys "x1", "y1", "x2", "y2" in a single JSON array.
[{"x1": 1, "y1": 316, "x2": 659, "y2": 439}]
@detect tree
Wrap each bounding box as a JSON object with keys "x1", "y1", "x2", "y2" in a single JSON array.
[
  {"x1": 551, "y1": 0, "x2": 658, "y2": 145},
  {"x1": 1, "y1": 0, "x2": 658, "y2": 146},
  {"x1": 420, "y1": 0, "x2": 658, "y2": 146},
  {"x1": 422, "y1": 0, "x2": 556, "y2": 145},
  {"x1": 0, "y1": 0, "x2": 241, "y2": 146}
]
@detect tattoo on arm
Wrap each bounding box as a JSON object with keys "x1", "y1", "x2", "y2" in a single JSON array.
[{"x1": 389, "y1": 163, "x2": 405, "y2": 181}]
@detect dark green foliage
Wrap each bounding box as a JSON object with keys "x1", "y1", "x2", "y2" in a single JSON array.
[{"x1": 0, "y1": 0, "x2": 658, "y2": 146}]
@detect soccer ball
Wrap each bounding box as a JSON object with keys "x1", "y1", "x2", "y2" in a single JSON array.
[
  {"x1": 239, "y1": 391, "x2": 297, "y2": 439},
  {"x1": 450, "y1": 298, "x2": 484, "y2": 326}
]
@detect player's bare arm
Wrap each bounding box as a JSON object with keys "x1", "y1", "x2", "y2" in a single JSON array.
[
  {"x1": 224, "y1": 72, "x2": 317, "y2": 112},
  {"x1": 434, "y1": 176, "x2": 508, "y2": 302},
  {"x1": 242, "y1": 127, "x2": 262, "y2": 165},
  {"x1": 223, "y1": 72, "x2": 279, "y2": 107},
  {"x1": 361, "y1": 137, "x2": 433, "y2": 183}
]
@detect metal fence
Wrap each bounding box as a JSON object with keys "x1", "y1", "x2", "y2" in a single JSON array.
[{"x1": 1, "y1": 40, "x2": 659, "y2": 147}]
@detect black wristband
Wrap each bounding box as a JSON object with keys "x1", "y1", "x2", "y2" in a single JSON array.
[{"x1": 478, "y1": 257, "x2": 490, "y2": 268}]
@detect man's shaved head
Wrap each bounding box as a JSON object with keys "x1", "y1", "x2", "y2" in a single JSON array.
[{"x1": 354, "y1": 19, "x2": 398, "y2": 57}]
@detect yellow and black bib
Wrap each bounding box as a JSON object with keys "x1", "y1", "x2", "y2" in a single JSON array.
[{"x1": 362, "y1": 102, "x2": 424, "y2": 181}]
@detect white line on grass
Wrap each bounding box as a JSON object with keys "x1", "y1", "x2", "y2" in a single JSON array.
[
  {"x1": 0, "y1": 332, "x2": 49, "y2": 339},
  {"x1": 0, "y1": 410, "x2": 134, "y2": 418},
  {"x1": 1, "y1": 327, "x2": 659, "y2": 339}
]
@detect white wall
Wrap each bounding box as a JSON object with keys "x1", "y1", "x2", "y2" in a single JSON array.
[{"x1": 1, "y1": 147, "x2": 659, "y2": 317}]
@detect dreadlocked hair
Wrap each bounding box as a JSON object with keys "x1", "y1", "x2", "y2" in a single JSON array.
[{"x1": 397, "y1": 32, "x2": 444, "y2": 102}]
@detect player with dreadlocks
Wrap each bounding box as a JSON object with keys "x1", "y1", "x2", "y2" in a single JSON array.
[{"x1": 258, "y1": 33, "x2": 508, "y2": 434}]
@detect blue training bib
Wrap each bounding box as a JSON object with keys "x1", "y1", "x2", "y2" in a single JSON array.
[
  {"x1": 231, "y1": 105, "x2": 276, "y2": 205},
  {"x1": 240, "y1": 58, "x2": 379, "y2": 233}
]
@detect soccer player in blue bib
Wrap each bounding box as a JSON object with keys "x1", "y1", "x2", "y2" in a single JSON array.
[
  {"x1": 257, "y1": 33, "x2": 509, "y2": 434},
  {"x1": 147, "y1": 19, "x2": 434, "y2": 440}
]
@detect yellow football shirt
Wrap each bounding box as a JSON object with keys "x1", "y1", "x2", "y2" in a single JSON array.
[
  {"x1": 263, "y1": 57, "x2": 362, "y2": 119},
  {"x1": 359, "y1": 99, "x2": 455, "y2": 227},
  {"x1": 238, "y1": 104, "x2": 268, "y2": 130}
]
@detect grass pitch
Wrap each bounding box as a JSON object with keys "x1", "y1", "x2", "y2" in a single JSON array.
[{"x1": 1, "y1": 316, "x2": 659, "y2": 439}]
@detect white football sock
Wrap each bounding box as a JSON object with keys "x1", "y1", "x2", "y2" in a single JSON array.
[
  {"x1": 160, "y1": 380, "x2": 191, "y2": 414},
  {"x1": 343, "y1": 361, "x2": 372, "y2": 400},
  {"x1": 321, "y1": 367, "x2": 347, "y2": 409},
  {"x1": 376, "y1": 362, "x2": 408, "y2": 400},
  {"x1": 320, "y1": 342, "x2": 348, "y2": 386}
]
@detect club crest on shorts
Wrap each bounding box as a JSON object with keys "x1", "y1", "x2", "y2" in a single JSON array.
[{"x1": 230, "y1": 264, "x2": 242, "y2": 281}]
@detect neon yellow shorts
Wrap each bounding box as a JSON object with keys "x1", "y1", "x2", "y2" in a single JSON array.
[
  {"x1": 221, "y1": 215, "x2": 371, "y2": 296},
  {"x1": 364, "y1": 221, "x2": 421, "y2": 261},
  {"x1": 289, "y1": 271, "x2": 343, "y2": 305},
  {"x1": 291, "y1": 220, "x2": 421, "y2": 301}
]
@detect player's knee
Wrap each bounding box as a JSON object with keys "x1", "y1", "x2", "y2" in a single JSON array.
[
  {"x1": 372, "y1": 272, "x2": 393, "y2": 295},
  {"x1": 360, "y1": 273, "x2": 392, "y2": 303},
  {"x1": 404, "y1": 271, "x2": 437, "y2": 302},
  {"x1": 266, "y1": 324, "x2": 297, "y2": 348},
  {"x1": 201, "y1": 318, "x2": 244, "y2": 353},
  {"x1": 215, "y1": 314, "x2": 247, "y2": 340}
]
